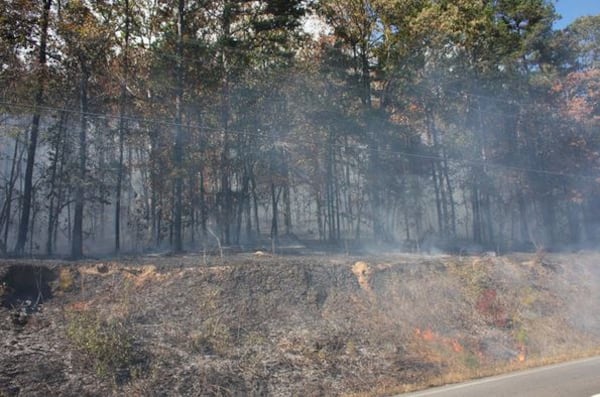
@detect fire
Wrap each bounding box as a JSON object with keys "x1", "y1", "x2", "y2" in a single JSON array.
[
  {"x1": 415, "y1": 327, "x2": 436, "y2": 341},
  {"x1": 414, "y1": 327, "x2": 464, "y2": 353},
  {"x1": 517, "y1": 344, "x2": 527, "y2": 362},
  {"x1": 451, "y1": 339, "x2": 464, "y2": 353}
]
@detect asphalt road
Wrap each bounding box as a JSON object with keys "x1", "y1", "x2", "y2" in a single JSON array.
[{"x1": 398, "y1": 356, "x2": 600, "y2": 397}]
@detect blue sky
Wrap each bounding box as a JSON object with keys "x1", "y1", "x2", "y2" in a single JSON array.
[{"x1": 554, "y1": 0, "x2": 600, "y2": 29}]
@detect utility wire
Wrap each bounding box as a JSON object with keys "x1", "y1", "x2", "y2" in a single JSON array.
[{"x1": 0, "y1": 99, "x2": 597, "y2": 180}]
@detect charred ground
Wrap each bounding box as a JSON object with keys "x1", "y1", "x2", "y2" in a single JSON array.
[{"x1": 2, "y1": 252, "x2": 600, "y2": 396}]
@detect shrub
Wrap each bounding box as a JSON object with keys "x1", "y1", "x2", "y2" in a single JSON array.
[
  {"x1": 66, "y1": 310, "x2": 141, "y2": 382},
  {"x1": 58, "y1": 268, "x2": 75, "y2": 292}
]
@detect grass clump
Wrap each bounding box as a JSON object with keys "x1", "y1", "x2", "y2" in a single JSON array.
[
  {"x1": 66, "y1": 310, "x2": 141, "y2": 382},
  {"x1": 58, "y1": 268, "x2": 75, "y2": 292},
  {"x1": 188, "y1": 318, "x2": 232, "y2": 356}
]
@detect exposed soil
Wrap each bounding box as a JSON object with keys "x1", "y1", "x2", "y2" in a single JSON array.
[{"x1": 2, "y1": 251, "x2": 600, "y2": 396}]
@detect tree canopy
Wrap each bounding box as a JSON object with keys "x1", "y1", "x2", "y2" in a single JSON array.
[{"x1": 0, "y1": 0, "x2": 598, "y2": 257}]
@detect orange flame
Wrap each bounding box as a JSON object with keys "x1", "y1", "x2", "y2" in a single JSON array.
[{"x1": 415, "y1": 328, "x2": 464, "y2": 353}]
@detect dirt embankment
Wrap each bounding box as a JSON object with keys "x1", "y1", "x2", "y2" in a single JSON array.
[{"x1": 2, "y1": 252, "x2": 600, "y2": 396}]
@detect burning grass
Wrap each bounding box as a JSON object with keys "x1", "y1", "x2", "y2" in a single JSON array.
[{"x1": 2, "y1": 252, "x2": 600, "y2": 396}]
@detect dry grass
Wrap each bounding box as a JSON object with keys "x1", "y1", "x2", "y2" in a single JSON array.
[
  {"x1": 65, "y1": 309, "x2": 140, "y2": 381},
  {"x1": 3, "y1": 252, "x2": 600, "y2": 396},
  {"x1": 348, "y1": 348, "x2": 600, "y2": 397}
]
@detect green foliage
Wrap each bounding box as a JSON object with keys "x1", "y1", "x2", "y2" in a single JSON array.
[
  {"x1": 450, "y1": 260, "x2": 492, "y2": 300},
  {"x1": 66, "y1": 311, "x2": 140, "y2": 381},
  {"x1": 515, "y1": 325, "x2": 529, "y2": 345},
  {"x1": 0, "y1": 0, "x2": 598, "y2": 254},
  {"x1": 567, "y1": 15, "x2": 600, "y2": 69},
  {"x1": 463, "y1": 352, "x2": 480, "y2": 370}
]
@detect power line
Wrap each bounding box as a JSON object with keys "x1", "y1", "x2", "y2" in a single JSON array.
[
  {"x1": 0, "y1": 99, "x2": 597, "y2": 180},
  {"x1": 0, "y1": 100, "x2": 592, "y2": 180}
]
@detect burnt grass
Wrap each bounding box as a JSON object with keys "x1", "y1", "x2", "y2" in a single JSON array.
[{"x1": 2, "y1": 252, "x2": 600, "y2": 396}]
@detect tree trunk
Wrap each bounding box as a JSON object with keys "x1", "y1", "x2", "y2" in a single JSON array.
[
  {"x1": 28, "y1": 191, "x2": 37, "y2": 255},
  {"x1": 172, "y1": 0, "x2": 185, "y2": 252},
  {"x1": 283, "y1": 165, "x2": 292, "y2": 236},
  {"x1": 344, "y1": 136, "x2": 354, "y2": 235},
  {"x1": 333, "y1": 148, "x2": 341, "y2": 241},
  {"x1": 326, "y1": 133, "x2": 336, "y2": 241},
  {"x1": 52, "y1": 144, "x2": 68, "y2": 254},
  {"x1": 235, "y1": 173, "x2": 250, "y2": 245},
  {"x1": 115, "y1": 0, "x2": 131, "y2": 255},
  {"x1": 245, "y1": 172, "x2": 252, "y2": 242},
  {"x1": 200, "y1": 168, "x2": 207, "y2": 237},
  {"x1": 250, "y1": 170, "x2": 260, "y2": 236},
  {"x1": 540, "y1": 192, "x2": 556, "y2": 248},
  {"x1": 316, "y1": 191, "x2": 323, "y2": 241},
  {"x1": 46, "y1": 111, "x2": 67, "y2": 255},
  {"x1": 1, "y1": 137, "x2": 23, "y2": 252},
  {"x1": 441, "y1": 148, "x2": 456, "y2": 236},
  {"x1": 15, "y1": 0, "x2": 52, "y2": 255},
  {"x1": 71, "y1": 67, "x2": 89, "y2": 259},
  {"x1": 270, "y1": 182, "x2": 279, "y2": 242},
  {"x1": 432, "y1": 162, "x2": 443, "y2": 234},
  {"x1": 483, "y1": 192, "x2": 494, "y2": 244},
  {"x1": 471, "y1": 182, "x2": 482, "y2": 244}
]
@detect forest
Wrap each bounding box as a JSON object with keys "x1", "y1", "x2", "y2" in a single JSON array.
[{"x1": 0, "y1": 0, "x2": 599, "y2": 258}]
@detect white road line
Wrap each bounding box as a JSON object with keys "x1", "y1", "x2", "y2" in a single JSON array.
[{"x1": 401, "y1": 356, "x2": 600, "y2": 396}]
